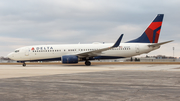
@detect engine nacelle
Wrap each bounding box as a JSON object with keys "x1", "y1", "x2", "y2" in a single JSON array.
[{"x1": 61, "y1": 55, "x2": 78, "y2": 64}]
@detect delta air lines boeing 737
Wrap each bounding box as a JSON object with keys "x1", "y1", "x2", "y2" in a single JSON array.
[{"x1": 7, "y1": 14, "x2": 172, "y2": 66}]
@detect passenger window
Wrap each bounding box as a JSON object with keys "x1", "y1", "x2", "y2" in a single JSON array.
[{"x1": 15, "y1": 50, "x2": 19, "y2": 53}]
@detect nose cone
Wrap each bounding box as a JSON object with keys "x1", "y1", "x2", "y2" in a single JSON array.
[{"x1": 7, "y1": 52, "x2": 14, "y2": 60}]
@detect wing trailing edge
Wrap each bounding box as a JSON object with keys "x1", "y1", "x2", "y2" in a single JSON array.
[{"x1": 76, "y1": 34, "x2": 124, "y2": 57}]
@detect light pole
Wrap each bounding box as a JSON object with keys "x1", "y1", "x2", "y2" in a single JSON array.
[
  {"x1": 173, "y1": 47, "x2": 175, "y2": 62},
  {"x1": 173, "y1": 47, "x2": 174, "y2": 58}
]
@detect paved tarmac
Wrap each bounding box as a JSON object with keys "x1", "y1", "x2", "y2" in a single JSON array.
[{"x1": 0, "y1": 64, "x2": 180, "y2": 101}]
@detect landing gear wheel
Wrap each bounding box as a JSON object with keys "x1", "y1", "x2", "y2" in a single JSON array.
[
  {"x1": 85, "y1": 61, "x2": 91, "y2": 66},
  {"x1": 22, "y1": 62, "x2": 26, "y2": 67}
]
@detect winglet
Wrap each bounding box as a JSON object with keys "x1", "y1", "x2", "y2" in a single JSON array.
[{"x1": 112, "y1": 34, "x2": 124, "y2": 47}]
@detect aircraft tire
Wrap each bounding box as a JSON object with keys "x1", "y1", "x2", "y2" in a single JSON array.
[
  {"x1": 85, "y1": 61, "x2": 91, "y2": 66},
  {"x1": 22, "y1": 63, "x2": 26, "y2": 67}
]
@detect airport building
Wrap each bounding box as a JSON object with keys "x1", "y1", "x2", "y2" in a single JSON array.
[
  {"x1": 128, "y1": 55, "x2": 179, "y2": 62},
  {"x1": 0, "y1": 57, "x2": 16, "y2": 63}
]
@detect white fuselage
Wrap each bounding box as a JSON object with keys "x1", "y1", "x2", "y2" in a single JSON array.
[{"x1": 7, "y1": 43, "x2": 159, "y2": 61}]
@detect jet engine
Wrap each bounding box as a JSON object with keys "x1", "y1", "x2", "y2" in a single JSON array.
[{"x1": 61, "y1": 55, "x2": 78, "y2": 63}]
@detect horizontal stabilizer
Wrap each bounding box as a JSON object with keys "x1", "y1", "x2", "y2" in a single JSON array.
[{"x1": 148, "y1": 40, "x2": 173, "y2": 47}]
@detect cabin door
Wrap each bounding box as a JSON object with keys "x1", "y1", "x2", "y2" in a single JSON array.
[
  {"x1": 25, "y1": 48, "x2": 29, "y2": 56},
  {"x1": 135, "y1": 45, "x2": 140, "y2": 53}
]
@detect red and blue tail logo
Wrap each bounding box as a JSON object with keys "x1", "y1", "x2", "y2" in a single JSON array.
[{"x1": 127, "y1": 14, "x2": 164, "y2": 43}]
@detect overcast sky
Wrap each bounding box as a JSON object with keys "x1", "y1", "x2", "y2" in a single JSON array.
[{"x1": 0, "y1": 0, "x2": 180, "y2": 57}]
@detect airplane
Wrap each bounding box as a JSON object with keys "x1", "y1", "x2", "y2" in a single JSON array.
[{"x1": 7, "y1": 14, "x2": 173, "y2": 66}]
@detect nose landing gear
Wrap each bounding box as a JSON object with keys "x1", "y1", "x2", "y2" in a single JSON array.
[{"x1": 22, "y1": 62, "x2": 26, "y2": 67}]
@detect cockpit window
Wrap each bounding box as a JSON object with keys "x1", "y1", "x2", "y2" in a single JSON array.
[{"x1": 15, "y1": 50, "x2": 19, "y2": 53}]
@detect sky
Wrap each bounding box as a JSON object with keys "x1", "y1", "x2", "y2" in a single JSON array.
[{"x1": 0, "y1": 0, "x2": 180, "y2": 57}]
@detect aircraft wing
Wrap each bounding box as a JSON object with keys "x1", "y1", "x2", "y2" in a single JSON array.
[
  {"x1": 148, "y1": 40, "x2": 173, "y2": 47},
  {"x1": 76, "y1": 34, "x2": 124, "y2": 58}
]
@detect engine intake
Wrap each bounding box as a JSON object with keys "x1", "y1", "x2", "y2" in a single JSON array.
[{"x1": 62, "y1": 55, "x2": 78, "y2": 64}]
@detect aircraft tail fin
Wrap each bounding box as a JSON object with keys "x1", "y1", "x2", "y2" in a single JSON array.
[{"x1": 127, "y1": 14, "x2": 164, "y2": 43}]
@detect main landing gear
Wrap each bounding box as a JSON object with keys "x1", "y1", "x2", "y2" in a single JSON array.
[
  {"x1": 22, "y1": 62, "x2": 26, "y2": 67},
  {"x1": 85, "y1": 60, "x2": 91, "y2": 66}
]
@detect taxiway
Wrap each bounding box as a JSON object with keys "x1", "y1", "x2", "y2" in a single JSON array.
[{"x1": 0, "y1": 64, "x2": 180, "y2": 101}]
